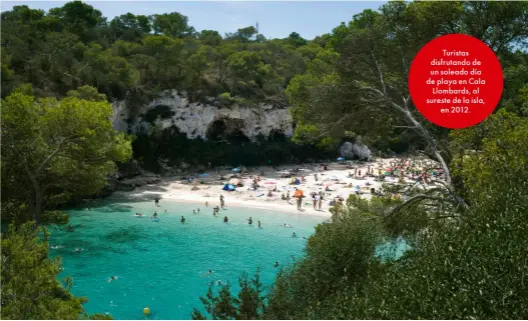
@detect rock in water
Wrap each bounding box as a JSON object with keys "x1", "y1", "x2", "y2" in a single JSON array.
[{"x1": 339, "y1": 141, "x2": 372, "y2": 161}]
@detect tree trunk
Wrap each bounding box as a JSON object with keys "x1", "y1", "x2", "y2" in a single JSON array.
[{"x1": 33, "y1": 190, "x2": 42, "y2": 226}]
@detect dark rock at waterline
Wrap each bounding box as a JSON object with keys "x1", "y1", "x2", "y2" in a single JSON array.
[
  {"x1": 117, "y1": 159, "x2": 142, "y2": 179},
  {"x1": 115, "y1": 181, "x2": 136, "y2": 192}
]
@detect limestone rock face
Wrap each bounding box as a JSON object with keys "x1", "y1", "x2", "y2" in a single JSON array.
[
  {"x1": 112, "y1": 90, "x2": 293, "y2": 141},
  {"x1": 339, "y1": 141, "x2": 372, "y2": 161}
]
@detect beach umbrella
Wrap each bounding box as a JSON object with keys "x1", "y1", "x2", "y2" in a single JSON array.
[
  {"x1": 199, "y1": 173, "x2": 209, "y2": 178},
  {"x1": 222, "y1": 184, "x2": 236, "y2": 191},
  {"x1": 264, "y1": 181, "x2": 276, "y2": 185},
  {"x1": 337, "y1": 157, "x2": 345, "y2": 161},
  {"x1": 232, "y1": 168, "x2": 241, "y2": 172}
]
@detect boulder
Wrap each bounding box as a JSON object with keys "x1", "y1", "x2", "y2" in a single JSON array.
[
  {"x1": 117, "y1": 159, "x2": 142, "y2": 179},
  {"x1": 115, "y1": 181, "x2": 136, "y2": 192},
  {"x1": 339, "y1": 140, "x2": 372, "y2": 161},
  {"x1": 179, "y1": 162, "x2": 190, "y2": 170}
]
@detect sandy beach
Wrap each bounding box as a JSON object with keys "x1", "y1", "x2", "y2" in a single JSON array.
[{"x1": 117, "y1": 156, "x2": 442, "y2": 217}]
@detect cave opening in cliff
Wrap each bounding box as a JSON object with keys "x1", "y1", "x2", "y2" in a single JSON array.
[
  {"x1": 206, "y1": 119, "x2": 250, "y2": 144},
  {"x1": 268, "y1": 129, "x2": 287, "y2": 142},
  {"x1": 206, "y1": 120, "x2": 227, "y2": 141}
]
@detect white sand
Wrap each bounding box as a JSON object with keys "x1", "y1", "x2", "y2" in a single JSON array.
[{"x1": 118, "y1": 156, "x2": 441, "y2": 217}]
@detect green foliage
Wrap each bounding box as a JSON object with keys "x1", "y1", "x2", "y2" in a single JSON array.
[
  {"x1": 151, "y1": 12, "x2": 195, "y2": 38},
  {"x1": 66, "y1": 85, "x2": 107, "y2": 101},
  {"x1": 1, "y1": 222, "x2": 93, "y2": 319},
  {"x1": 286, "y1": 1, "x2": 528, "y2": 153},
  {"x1": 1, "y1": 91, "x2": 133, "y2": 224},
  {"x1": 450, "y1": 109, "x2": 528, "y2": 200},
  {"x1": 1, "y1": 2, "x2": 328, "y2": 107},
  {"x1": 192, "y1": 270, "x2": 265, "y2": 320},
  {"x1": 219, "y1": 109, "x2": 527, "y2": 320}
]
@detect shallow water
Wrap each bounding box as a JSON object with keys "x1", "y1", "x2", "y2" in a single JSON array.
[{"x1": 50, "y1": 198, "x2": 327, "y2": 320}]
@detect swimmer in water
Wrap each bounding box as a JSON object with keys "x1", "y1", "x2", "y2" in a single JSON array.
[
  {"x1": 135, "y1": 212, "x2": 143, "y2": 217},
  {"x1": 181, "y1": 216, "x2": 186, "y2": 223},
  {"x1": 107, "y1": 276, "x2": 117, "y2": 283},
  {"x1": 74, "y1": 248, "x2": 83, "y2": 253},
  {"x1": 165, "y1": 209, "x2": 168, "y2": 213},
  {"x1": 216, "y1": 280, "x2": 223, "y2": 286},
  {"x1": 248, "y1": 217, "x2": 253, "y2": 225},
  {"x1": 205, "y1": 201, "x2": 209, "y2": 207},
  {"x1": 152, "y1": 211, "x2": 158, "y2": 219},
  {"x1": 292, "y1": 232, "x2": 298, "y2": 238},
  {"x1": 51, "y1": 245, "x2": 59, "y2": 250},
  {"x1": 274, "y1": 261, "x2": 279, "y2": 268},
  {"x1": 257, "y1": 221, "x2": 262, "y2": 228},
  {"x1": 197, "y1": 208, "x2": 200, "y2": 213},
  {"x1": 193, "y1": 210, "x2": 196, "y2": 214},
  {"x1": 223, "y1": 216, "x2": 228, "y2": 223},
  {"x1": 202, "y1": 270, "x2": 213, "y2": 277}
]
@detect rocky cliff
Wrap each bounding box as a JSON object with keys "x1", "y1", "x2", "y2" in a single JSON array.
[{"x1": 112, "y1": 90, "x2": 293, "y2": 142}]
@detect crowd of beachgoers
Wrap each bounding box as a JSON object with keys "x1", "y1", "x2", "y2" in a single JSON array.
[{"x1": 123, "y1": 155, "x2": 446, "y2": 216}]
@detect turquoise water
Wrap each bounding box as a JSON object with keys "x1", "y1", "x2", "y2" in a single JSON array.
[{"x1": 49, "y1": 198, "x2": 326, "y2": 320}]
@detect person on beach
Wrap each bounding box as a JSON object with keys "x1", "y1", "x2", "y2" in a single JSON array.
[
  {"x1": 223, "y1": 216, "x2": 228, "y2": 223},
  {"x1": 248, "y1": 217, "x2": 253, "y2": 225},
  {"x1": 155, "y1": 197, "x2": 160, "y2": 205},
  {"x1": 311, "y1": 193, "x2": 317, "y2": 209},
  {"x1": 267, "y1": 190, "x2": 273, "y2": 197},
  {"x1": 181, "y1": 216, "x2": 186, "y2": 223},
  {"x1": 314, "y1": 173, "x2": 318, "y2": 181},
  {"x1": 258, "y1": 221, "x2": 262, "y2": 228},
  {"x1": 315, "y1": 193, "x2": 321, "y2": 210},
  {"x1": 220, "y1": 195, "x2": 225, "y2": 209},
  {"x1": 293, "y1": 188, "x2": 304, "y2": 210},
  {"x1": 205, "y1": 201, "x2": 209, "y2": 207}
]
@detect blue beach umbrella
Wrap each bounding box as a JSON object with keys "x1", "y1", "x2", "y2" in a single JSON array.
[
  {"x1": 337, "y1": 157, "x2": 345, "y2": 161},
  {"x1": 232, "y1": 168, "x2": 241, "y2": 172},
  {"x1": 222, "y1": 184, "x2": 236, "y2": 191},
  {"x1": 199, "y1": 173, "x2": 209, "y2": 178}
]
